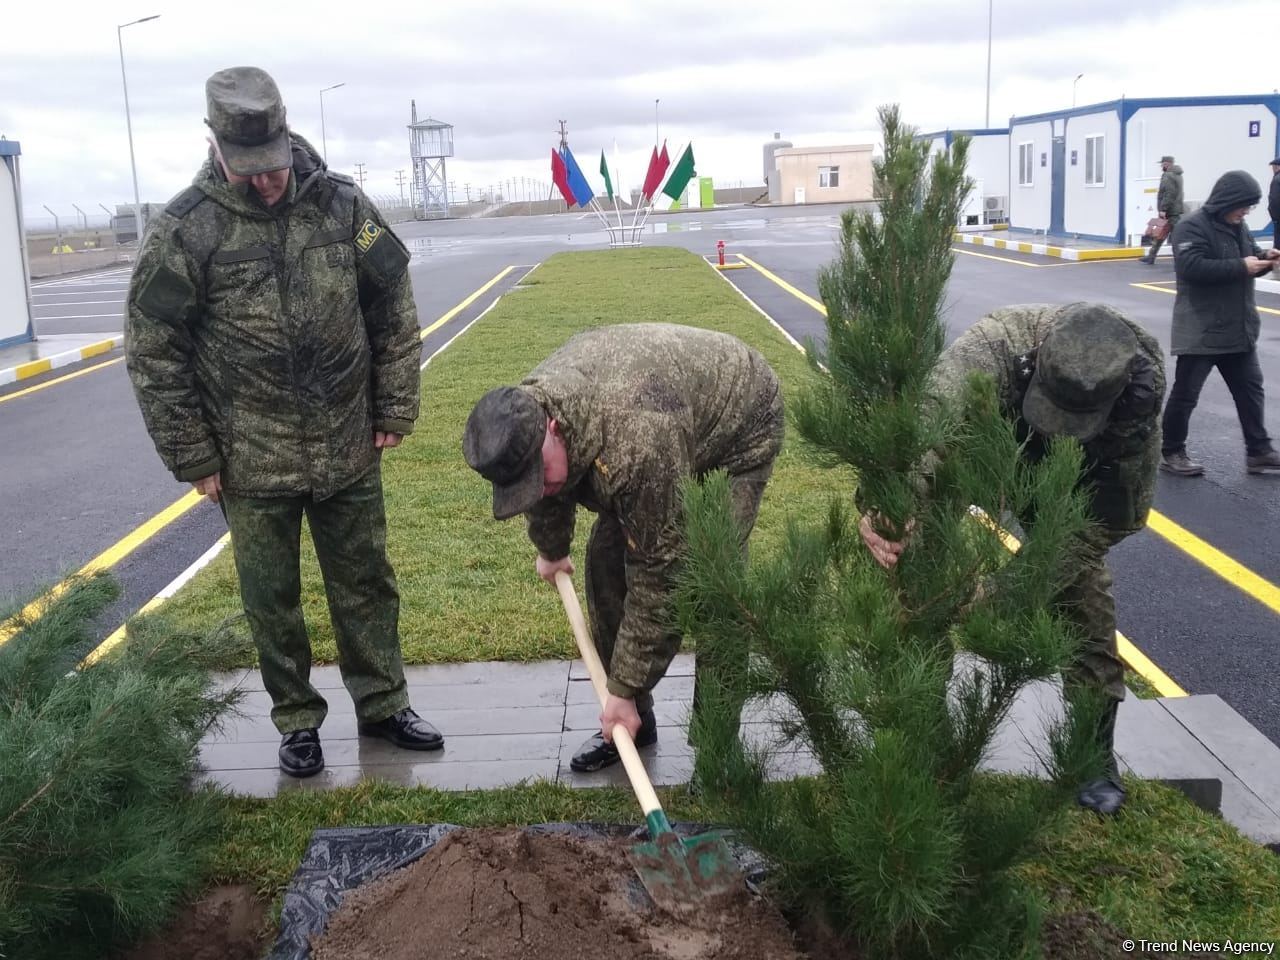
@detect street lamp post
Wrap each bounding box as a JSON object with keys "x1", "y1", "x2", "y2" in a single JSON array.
[
  {"x1": 984, "y1": 0, "x2": 992, "y2": 127},
  {"x1": 1073, "y1": 73, "x2": 1084, "y2": 108},
  {"x1": 655, "y1": 98, "x2": 660, "y2": 146},
  {"x1": 319, "y1": 82, "x2": 346, "y2": 164},
  {"x1": 117, "y1": 14, "x2": 159, "y2": 243}
]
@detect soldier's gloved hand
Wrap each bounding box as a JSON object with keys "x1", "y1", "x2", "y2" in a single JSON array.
[
  {"x1": 600, "y1": 694, "x2": 641, "y2": 744},
  {"x1": 535, "y1": 553, "x2": 574, "y2": 584},
  {"x1": 193, "y1": 472, "x2": 222, "y2": 504}
]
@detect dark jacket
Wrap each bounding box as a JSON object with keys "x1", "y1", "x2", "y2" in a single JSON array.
[
  {"x1": 1170, "y1": 170, "x2": 1265, "y2": 356},
  {"x1": 125, "y1": 134, "x2": 420, "y2": 499},
  {"x1": 1268, "y1": 170, "x2": 1280, "y2": 224},
  {"x1": 1158, "y1": 164, "x2": 1185, "y2": 219}
]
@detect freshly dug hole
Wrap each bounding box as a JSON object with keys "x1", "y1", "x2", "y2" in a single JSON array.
[{"x1": 310, "y1": 827, "x2": 805, "y2": 960}]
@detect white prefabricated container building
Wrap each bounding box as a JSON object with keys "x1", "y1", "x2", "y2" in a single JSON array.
[
  {"x1": 920, "y1": 128, "x2": 1010, "y2": 225},
  {"x1": 1007, "y1": 94, "x2": 1280, "y2": 244},
  {"x1": 1, "y1": 139, "x2": 34, "y2": 349}
]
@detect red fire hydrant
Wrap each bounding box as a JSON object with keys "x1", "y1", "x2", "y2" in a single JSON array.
[{"x1": 716, "y1": 240, "x2": 726, "y2": 266}]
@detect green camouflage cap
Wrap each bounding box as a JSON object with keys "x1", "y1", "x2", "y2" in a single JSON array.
[
  {"x1": 463, "y1": 387, "x2": 548, "y2": 520},
  {"x1": 1159, "y1": 155, "x2": 1175, "y2": 164},
  {"x1": 1022, "y1": 302, "x2": 1138, "y2": 442},
  {"x1": 205, "y1": 66, "x2": 292, "y2": 176}
]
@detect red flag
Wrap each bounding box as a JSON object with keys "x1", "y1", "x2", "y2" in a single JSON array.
[
  {"x1": 550, "y1": 148, "x2": 575, "y2": 205},
  {"x1": 641, "y1": 141, "x2": 670, "y2": 201}
]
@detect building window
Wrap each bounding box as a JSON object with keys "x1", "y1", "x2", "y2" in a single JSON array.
[
  {"x1": 1084, "y1": 135, "x2": 1105, "y2": 186},
  {"x1": 1018, "y1": 142, "x2": 1033, "y2": 186},
  {"x1": 819, "y1": 166, "x2": 840, "y2": 188}
]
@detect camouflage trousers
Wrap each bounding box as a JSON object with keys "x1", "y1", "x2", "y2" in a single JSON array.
[
  {"x1": 584, "y1": 461, "x2": 777, "y2": 716},
  {"x1": 1040, "y1": 522, "x2": 1130, "y2": 704},
  {"x1": 221, "y1": 463, "x2": 410, "y2": 733}
]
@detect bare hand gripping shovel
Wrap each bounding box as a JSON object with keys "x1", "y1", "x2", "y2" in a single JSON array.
[{"x1": 554, "y1": 571, "x2": 742, "y2": 914}]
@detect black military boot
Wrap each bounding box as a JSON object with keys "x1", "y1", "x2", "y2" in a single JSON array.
[
  {"x1": 358, "y1": 708, "x2": 445, "y2": 750},
  {"x1": 279, "y1": 728, "x2": 324, "y2": 778},
  {"x1": 1077, "y1": 700, "x2": 1126, "y2": 816},
  {"x1": 569, "y1": 710, "x2": 658, "y2": 772}
]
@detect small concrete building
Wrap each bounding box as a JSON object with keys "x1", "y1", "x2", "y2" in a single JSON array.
[
  {"x1": 769, "y1": 144, "x2": 874, "y2": 204},
  {"x1": 920, "y1": 128, "x2": 1010, "y2": 225},
  {"x1": 0, "y1": 139, "x2": 34, "y2": 349},
  {"x1": 1007, "y1": 94, "x2": 1280, "y2": 243}
]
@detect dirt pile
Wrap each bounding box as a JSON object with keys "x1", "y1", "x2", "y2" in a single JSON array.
[{"x1": 310, "y1": 827, "x2": 806, "y2": 960}]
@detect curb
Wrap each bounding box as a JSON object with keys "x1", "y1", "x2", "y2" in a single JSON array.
[
  {"x1": 952, "y1": 232, "x2": 1146, "y2": 261},
  {"x1": 0, "y1": 335, "x2": 124, "y2": 387}
]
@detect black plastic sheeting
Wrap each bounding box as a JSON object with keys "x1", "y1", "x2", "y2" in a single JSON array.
[{"x1": 269, "y1": 821, "x2": 769, "y2": 960}]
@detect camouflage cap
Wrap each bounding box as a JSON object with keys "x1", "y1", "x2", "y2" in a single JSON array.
[
  {"x1": 1022, "y1": 303, "x2": 1138, "y2": 442},
  {"x1": 463, "y1": 387, "x2": 548, "y2": 520},
  {"x1": 1159, "y1": 155, "x2": 1175, "y2": 164},
  {"x1": 205, "y1": 67, "x2": 292, "y2": 176}
]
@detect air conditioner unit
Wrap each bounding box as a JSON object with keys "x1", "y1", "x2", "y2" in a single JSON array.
[{"x1": 984, "y1": 196, "x2": 1006, "y2": 211}]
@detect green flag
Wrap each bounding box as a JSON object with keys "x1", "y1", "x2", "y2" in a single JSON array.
[
  {"x1": 661, "y1": 143, "x2": 696, "y2": 201},
  {"x1": 599, "y1": 150, "x2": 614, "y2": 201}
]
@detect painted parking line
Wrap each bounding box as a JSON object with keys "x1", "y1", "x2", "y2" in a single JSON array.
[
  {"x1": 1146, "y1": 512, "x2": 1280, "y2": 618},
  {"x1": 76, "y1": 265, "x2": 540, "y2": 664},
  {"x1": 0, "y1": 490, "x2": 205, "y2": 646},
  {"x1": 419, "y1": 266, "x2": 515, "y2": 341},
  {"x1": 0, "y1": 356, "x2": 125, "y2": 404},
  {"x1": 727, "y1": 253, "x2": 1189, "y2": 696},
  {"x1": 1133, "y1": 281, "x2": 1280, "y2": 317}
]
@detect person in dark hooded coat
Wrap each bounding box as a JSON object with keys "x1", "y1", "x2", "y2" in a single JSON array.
[{"x1": 1159, "y1": 170, "x2": 1280, "y2": 476}]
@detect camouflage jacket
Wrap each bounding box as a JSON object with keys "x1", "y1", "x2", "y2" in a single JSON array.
[
  {"x1": 521, "y1": 323, "x2": 784, "y2": 698},
  {"x1": 124, "y1": 133, "x2": 420, "y2": 500},
  {"x1": 930, "y1": 305, "x2": 1165, "y2": 537},
  {"x1": 1158, "y1": 165, "x2": 1185, "y2": 219}
]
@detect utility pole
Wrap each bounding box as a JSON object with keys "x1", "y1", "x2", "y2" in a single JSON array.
[
  {"x1": 984, "y1": 0, "x2": 992, "y2": 127},
  {"x1": 395, "y1": 169, "x2": 407, "y2": 203},
  {"x1": 556, "y1": 120, "x2": 568, "y2": 152},
  {"x1": 354, "y1": 163, "x2": 367, "y2": 190}
]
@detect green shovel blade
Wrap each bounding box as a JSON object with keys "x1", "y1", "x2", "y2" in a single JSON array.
[{"x1": 627, "y1": 811, "x2": 741, "y2": 914}]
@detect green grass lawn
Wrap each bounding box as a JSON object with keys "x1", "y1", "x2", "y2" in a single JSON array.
[{"x1": 153, "y1": 247, "x2": 846, "y2": 668}]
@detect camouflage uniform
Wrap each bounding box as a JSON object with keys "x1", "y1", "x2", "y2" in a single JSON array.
[
  {"x1": 472, "y1": 324, "x2": 785, "y2": 713},
  {"x1": 930, "y1": 304, "x2": 1165, "y2": 702},
  {"x1": 125, "y1": 123, "x2": 421, "y2": 733}
]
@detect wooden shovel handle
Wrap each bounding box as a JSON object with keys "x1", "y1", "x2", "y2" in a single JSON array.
[{"x1": 555, "y1": 571, "x2": 664, "y2": 818}]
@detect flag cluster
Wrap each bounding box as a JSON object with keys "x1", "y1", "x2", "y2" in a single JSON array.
[{"x1": 550, "y1": 141, "x2": 696, "y2": 209}]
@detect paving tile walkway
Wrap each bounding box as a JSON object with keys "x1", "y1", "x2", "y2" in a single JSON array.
[{"x1": 198, "y1": 654, "x2": 1280, "y2": 849}]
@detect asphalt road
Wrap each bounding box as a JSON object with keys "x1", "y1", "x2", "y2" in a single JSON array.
[{"x1": 2, "y1": 202, "x2": 1276, "y2": 746}]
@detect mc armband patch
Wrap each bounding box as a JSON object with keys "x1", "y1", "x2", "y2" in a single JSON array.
[
  {"x1": 356, "y1": 218, "x2": 410, "y2": 280},
  {"x1": 355, "y1": 219, "x2": 383, "y2": 253}
]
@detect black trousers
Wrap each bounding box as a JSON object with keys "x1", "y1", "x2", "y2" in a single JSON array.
[{"x1": 1161, "y1": 350, "x2": 1273, "y2": 457}]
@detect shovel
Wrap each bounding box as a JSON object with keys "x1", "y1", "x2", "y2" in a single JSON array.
[{"x1": 554, "y1": 570, "x2": 742, "y2": 914}]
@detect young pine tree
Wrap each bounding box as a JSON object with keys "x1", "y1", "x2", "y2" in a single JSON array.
[
  {"x1": 0, "y1": 575, "x2": 244, "y2": 960},
  {"x1": 675, "y1": 105, "x2": 1107, "y2": 958}
]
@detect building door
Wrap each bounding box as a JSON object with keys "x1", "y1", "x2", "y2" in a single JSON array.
[{"x1": 1050, "y1": 136, "x2": 1066, "y2": 235}]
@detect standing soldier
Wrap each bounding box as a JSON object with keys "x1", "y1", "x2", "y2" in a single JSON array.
[
  {"x1": 125, "y1": 66, "x2": 443, "y2": 778},
  {"x1": 463, "y1": 323, "x2": 785, "y2": 772},
  {"x1": 860, "y1": 303, "x2": 1165, "y2": 815},
  {"x1": 1141, "y1": 155, "x2": 1185, "y2": 264}
]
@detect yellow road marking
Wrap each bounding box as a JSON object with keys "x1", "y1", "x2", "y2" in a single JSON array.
[
  {"x1": 0, "y1": 490, "x2": 205, "y2": 646},
  {"x1": 1146, "y1": 512, "x2": 1280, "y2": 618},
  {"x1": 975, "y1": 509, "x2": 1188, "y2": 697},
  {"x1": 1133, "y1": 281, "x2": 1280, "y2": 316},
  {"x1": 0, "y1": 357, "x2": 125, "y2": 404},
  {"x1": 735, "y1": 255, "x2": 827, "y2": 314},
  {"x1": 953, "y1": 247, "x2": 1044, "y2": 267},
  {"x1": 739, "y1": 254, "x2": 1188, "y2": 696},
  {"x1": 419, "y1": 266, "x2": 515, "y2": 341}
]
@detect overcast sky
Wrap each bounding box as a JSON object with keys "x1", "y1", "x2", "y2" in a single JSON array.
[{"x1": 4, "y1": 0, "x2": 1277, "y2": 224}]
